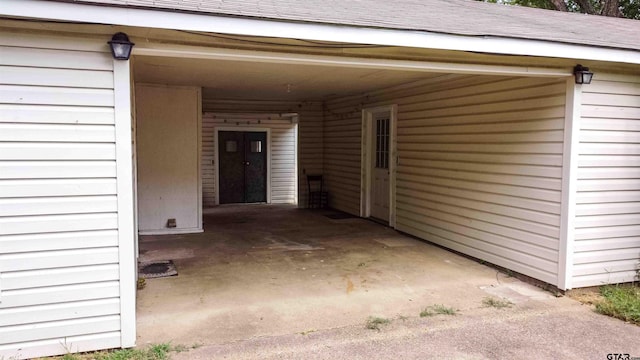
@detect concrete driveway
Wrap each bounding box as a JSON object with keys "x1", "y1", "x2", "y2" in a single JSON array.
[
  {"x1": 174, "y1": 298, "x2": 640, "y2": 360},
  {"x1": 136, "y1": 205, "x2": 640, "y2": 359}
]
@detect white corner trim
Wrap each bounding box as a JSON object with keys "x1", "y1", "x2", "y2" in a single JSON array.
[
  {"x1": 360, "y1": 109, "x2": 371, "y2": 218},
  {"x1": 389, "y1": 104, "x2": 398, "y2": 229},
  {"x1": 558, "y1": 79, "x2": 581, "y2": 291},
  {"x1": 113, "y1": 59, "x2": 136, "y2": 348},
  {"x1": 293, "y1": 116, "x2": 300, "y2": 207},
  {"x1": 196, "y1": 87, "x2": 203, "y2": 231},
  {"x1": 2, "y1": 0, "x2": 639, "y2": 65}
]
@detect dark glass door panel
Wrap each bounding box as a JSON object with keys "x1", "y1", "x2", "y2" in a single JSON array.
[{"x1": 245, "y1": 132, "x2": 267, "y2": 203}]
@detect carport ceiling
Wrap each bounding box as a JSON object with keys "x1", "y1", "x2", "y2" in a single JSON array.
[{"x1": 133, "y1": 55, "x2": 444, "y2": 101}]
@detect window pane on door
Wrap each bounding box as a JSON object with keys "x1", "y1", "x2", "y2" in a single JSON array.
[
  {"x1": 375, "y1": 117, "x2": 389, "y2": 169},
  {"x1": 250, "y1": 140, "x2": 262, "y2": 153},
  {"x1": 225, "y1": 140, "x2": 238, "y2": 152}
]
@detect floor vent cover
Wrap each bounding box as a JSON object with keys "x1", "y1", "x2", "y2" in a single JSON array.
[{"x1": 139, "y1": 260, "x2": 178, "y2": 279}]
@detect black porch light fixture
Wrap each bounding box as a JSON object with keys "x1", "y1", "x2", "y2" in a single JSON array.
[
  {"x1": 573, "y1": 64, "x2": 593, "y2": 85},
  {"x1": 108, "y1": 32, "x2": 135, "y2": 60}
]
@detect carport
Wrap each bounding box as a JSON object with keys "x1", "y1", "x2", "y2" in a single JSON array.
[
  {"x1": 131, "y1": 39, "x2": 571, "y2": 290},
  {"x1": 124, "y1": 39, "x2": 577, "y2": 344}
]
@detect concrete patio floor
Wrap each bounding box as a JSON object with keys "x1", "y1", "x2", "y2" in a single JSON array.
[{"x1": 136, "y1": 205, "x2": 639, "y2": 358}]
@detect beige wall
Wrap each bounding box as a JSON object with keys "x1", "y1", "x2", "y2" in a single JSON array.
[
  {"x1": 572, "y1": 71, "x2": 640, "y2": 287},
  {"x1": 202, "y1": 99, "x2": 323, "y2": 207},
  {"x1": 324, "y1": 75, "x2": 567, "y2": 286},
  {"x1": 135, "y1": 84, "x2": 202, "y2": 233}
]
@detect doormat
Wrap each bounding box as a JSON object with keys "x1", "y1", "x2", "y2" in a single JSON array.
[
  {"x1": 325, "y1": 212, "x2": 357, "y2": 220},
  {"x1": 138, "y1": 260, "x2": 178, "y2": 279}
]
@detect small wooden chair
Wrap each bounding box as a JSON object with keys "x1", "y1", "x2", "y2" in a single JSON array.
[{"x1": 307, "y1": 174, "x2": 328, "y2": 208}]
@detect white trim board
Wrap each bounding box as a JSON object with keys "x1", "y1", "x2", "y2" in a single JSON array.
[
  {"x1": 138, "y1": 228, "x2": 204, "y2": 236},
  {"x1": 292, "y1": 115, "x2": 300, "y2": 207},
  {"x1": 360, "y1": 105, "x2": 398, "y2": 228},
  {"x1": 214, "y1": 127, "x2": 272, "y2": 206},
  {"x1": 197, "y1": 89, "x2": 203, "y2": 230},
  {"x1": 135, "y1": 44, "x2": 571, "y2": 78},
  {"x1": 2, "y1": 0, "x2": 639, "y2": 65},
  {"x1": 113, "y1": 59, "x2": 136, "y2": 348},
  {"x1": 557, "y1": 79, "x2": 581, "y2": 291}
]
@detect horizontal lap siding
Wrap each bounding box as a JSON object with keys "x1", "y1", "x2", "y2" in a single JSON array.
[
  {"x1": 202, "y1": 100, "x2": 323, "y2": 207},
  {"x1": 325, "y1": 75, "x2": 566, "y2": 285},
  {"x1": 323, "y1": 102, "x2": 362, "y2": 215},
  {"x1": 573, "y1": 72, "x2": 640, "y2": 288},
  {"x1": 0, "y1": 37, "x2": 121, "y2": 359}
]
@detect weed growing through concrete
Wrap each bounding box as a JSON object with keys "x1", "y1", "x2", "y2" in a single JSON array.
[
  {"x1": 38, "y1": 343, "x2": 177, "y2": 360},
  {"x1": 420, "y1": 304, "x2": 457, "y2": 317},
  {"x1": 503, "y1": 269, "x2": 514, "y2": 277},
  {"x1": 595, "y1": 285, "x2": 640, "y2": 325},
  {"x1": 137, "y1": 278, "x2": 147, "y2": 290},
  {"x1": 171, "y1": 343, "x2": 201, "y2": 353},
  {"x1": 482, "y1": 297, "x2": 514, "y2": 309},
  {"x1": 365, "y1": 316, "x2": 391, "y2": 330}
]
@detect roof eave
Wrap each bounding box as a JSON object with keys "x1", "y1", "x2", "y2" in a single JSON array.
[{"x1": 2, "y1": 0, "x2": 639, "y2": 65}]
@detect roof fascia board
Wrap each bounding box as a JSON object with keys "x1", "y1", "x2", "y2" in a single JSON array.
[
  {"x1": 135, "y1": 43, "x2": 570, "y2": 77},
  {"x1": 2, "y1": 0, "x2": 639, "y2": 65}
]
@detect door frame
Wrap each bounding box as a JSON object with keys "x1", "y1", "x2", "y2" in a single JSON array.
[
  {"x1": 214, "y1": 127, "x2": 272, "y2": 205},
  {"x1": 360, "y1": 105, "x2": 398, "y2": 227}
]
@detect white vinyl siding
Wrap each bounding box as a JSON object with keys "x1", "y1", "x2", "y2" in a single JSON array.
[
  {"x1": 202, "y1": 99, "x2": 323, "y2": 207},
  {"x1": 323, "y1": 102, "x2": 363, "y2": 215},
  {"x1": 0, "y1": 34, "x2": 123, "y2": 359},
  {"x1": 572, "y1": 72, "x2": 640, "y2": 288},
  {"x1": 325, "y1": 75, "x2": 567, "y2": 285},
  {"x1": 202, "y1": 113, "x2": 297, "y2": 205}
]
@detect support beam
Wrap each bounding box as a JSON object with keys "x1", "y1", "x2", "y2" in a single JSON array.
[
  {"x1": 558, "y1": 79, "x2": 581, "y2": 291},
  {"x1": 135, "y1": 43, "x2": 570, "y2": 78},
  {"x1": 113, "y1": 59, "x2": 136, "y2": 347}
]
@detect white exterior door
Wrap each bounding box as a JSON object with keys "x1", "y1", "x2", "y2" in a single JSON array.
[{"x1": 370, "y1": 111, "x2": 391, "y2": 221}]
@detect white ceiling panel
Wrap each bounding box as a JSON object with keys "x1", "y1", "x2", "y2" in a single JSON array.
[{"x1": 133, "y1": 55, "x2": 443, "y2": 101}]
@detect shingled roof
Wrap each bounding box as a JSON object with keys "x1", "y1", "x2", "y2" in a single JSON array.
[{"x1": 50, "y1": 0, "x2": 640, "y2": 51}]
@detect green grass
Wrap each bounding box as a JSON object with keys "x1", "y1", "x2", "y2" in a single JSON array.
[
  {"x1": 595, "y1": 285, "x2": 640, "y2": 325},
  {"x1": 419, "y1": 304, "x2": 457, "y2": 317},
  {"x1": 482, "y1": 297, "x2": 514, "y2": 309},
  {"x1": 40, "y1": 343, "x2": 179, "y2": 360},
  {"x1": 365, "y1": 316, "x2": 391, "y2": 330}
]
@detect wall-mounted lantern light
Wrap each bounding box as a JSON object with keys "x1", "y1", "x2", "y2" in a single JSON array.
[
  {"x1": 573, "y1": 64, "x2": 593, "y2": 85},
  {"x1": 108, "y1": 32, "x2": 135, "y2": 60}
]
